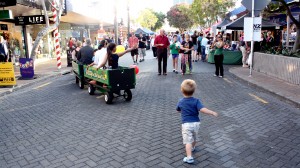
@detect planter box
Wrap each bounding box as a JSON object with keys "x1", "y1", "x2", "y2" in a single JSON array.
[{"x1": 254, "y1": 52, "x2": 300, "y2": 85}]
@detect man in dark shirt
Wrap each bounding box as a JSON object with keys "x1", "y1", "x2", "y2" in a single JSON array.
[
  {"x1": 138, "y1": 33, "x2": 147, "y2": 62},
  {"x1": 154, "y1": 29, "x2": 170, "y2": 75},
  {"x1": 77, "y1": 38, "x2": 94, "y2": 65}
]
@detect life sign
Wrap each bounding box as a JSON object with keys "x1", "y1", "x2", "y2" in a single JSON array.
[{"x1": 15, "y1": 15, "x2": 46, "y2": 25}]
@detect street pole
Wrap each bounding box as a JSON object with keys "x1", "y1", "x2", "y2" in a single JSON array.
[
  {"x1": 249, "y1": 0, "x2": 254, "y2": 76},
  {"x1": 127, "y1": 0, "x2": 130, "y2": 39},
  {"x1": 114, "y1": 0, "x2": 118, "y2": 44}
]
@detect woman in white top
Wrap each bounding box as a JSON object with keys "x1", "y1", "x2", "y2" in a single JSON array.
[
  {"x1": 88, "y1": 39, "x2": 108, "y2": 68},
  {"x1": 151, "y1": 35, "x2": 157, "y2": 57}
]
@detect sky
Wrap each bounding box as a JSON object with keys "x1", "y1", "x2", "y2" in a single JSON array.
[
  {"x1": 70, "y1": 0, "x2": 242, "y2": 26},
  {"x1": 70, "y1": 0, "x2": 173, "y2": 24}
]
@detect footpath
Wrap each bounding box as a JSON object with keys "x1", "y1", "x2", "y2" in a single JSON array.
[
  {"x1": 0, "y1": 56, "x2": 72, "y2": 96},
  {"x1": 230, "y1": 67, "x2": 300, "y2": 108}
]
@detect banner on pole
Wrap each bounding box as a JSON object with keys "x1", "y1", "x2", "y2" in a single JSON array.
[
  {"x1": 244, "y1": 17, "x2": 262, "y2": 41},
  {"x1": 0, "y1": 62, "x2": 16, "y2": 86}
]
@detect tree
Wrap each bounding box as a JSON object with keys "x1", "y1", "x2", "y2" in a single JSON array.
[
  {"x1": 191, "y1": 0, "x2": 235, "y2": 27},
  {"x1": 152, "y1": 11, "x2": 166, "y2": 31},
  {"x1": 137, "y1": 9, "x2": 158, "y2": 29},
  {"x1": 266, "y1": 0, "x2": 300, "y2": 52},
  {"x1": 31, "y1": 0, "x2": 64, "y2": 62},
  {"x1": 167, "y1": 4, "x2": 194, "y2": 32}
]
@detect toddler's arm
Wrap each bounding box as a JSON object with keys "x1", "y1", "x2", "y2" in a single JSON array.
[{"x1": 200, "y1": 108, "x2": 218, "y2": 117}]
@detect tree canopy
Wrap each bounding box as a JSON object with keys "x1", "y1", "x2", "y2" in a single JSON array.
[
  {"x1": 166, "y1": 4, "x2": 194, "y2": 32},
  {"x1": 136, "y1": 8, "x2": 158, "y2": 30},
  {"x1": 152, "y1": 11, "x2": 166, "y2": 31},
  {"x1": 191, "y1": 0, "x2": 235, "y2": 27}
]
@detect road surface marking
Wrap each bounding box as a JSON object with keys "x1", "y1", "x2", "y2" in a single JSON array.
[
  {"x1": 249, "y1": 93, "x2": 268, "y2": 104},
  {"x1": 34, "y1": 82, "x2": 51, "y2": 90},
  {"x1": 223, "y1": 78, "x2": 233, "y2": 84}
]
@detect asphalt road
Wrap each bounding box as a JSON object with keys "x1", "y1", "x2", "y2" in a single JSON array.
[{"x1": 0, "y1": 51, "x2": 299, "y2": 168}]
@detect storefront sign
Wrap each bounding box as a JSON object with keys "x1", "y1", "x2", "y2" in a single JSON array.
[
  {"x1": 19, "y1": 58, "x2": 34, "y2": 78},
  {"x1": 0, "y1": 0, "x2": 17, "y2": 7},
  {"x1": 0, "y1": 24, "x2": 8, "y2": 31},
  {"x1": 0, "y1": 62, "x2": 16, "y2": 86},
  {"x1": 0, "y1": 10, "x2": 13, "y2": 20},
  {"x1": 15, "y1": 15, "x2": 46, "y2": 25},
  {"x1": 244, "y1": 17, "x2": 262, "y2": 41}
]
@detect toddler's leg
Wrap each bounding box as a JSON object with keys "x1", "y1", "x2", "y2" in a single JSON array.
[{"x1": 185, "y1": 143, "x2": 193, "y2": 157}]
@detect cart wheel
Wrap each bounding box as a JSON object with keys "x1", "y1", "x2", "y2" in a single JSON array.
[
  {"x1": 78, "y1": 79, "x2": 84, "y2": 89},
  {"x1": 75, "y1": 76, "x2": 79, "y2": 84},
  {"x1": 88, "y1": 84, "x2": 95, "y2": 95},
  {"x1": 123, "y1": 89, "x2": 132, "y2": 101},
  {"x1": 105, "y1": 92, "x2": 114, "y2": 104}
]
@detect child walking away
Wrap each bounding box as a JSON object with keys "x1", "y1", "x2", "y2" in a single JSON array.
[
  {"x1": 176, "y1": 79, "x2": 218, "y2": 164},
  {"x1": 170, "y1": 35, "x2": 180, "y2": 74},
  {"x1": 180, "y1": 34, "x2": 193, "y2": 75}
]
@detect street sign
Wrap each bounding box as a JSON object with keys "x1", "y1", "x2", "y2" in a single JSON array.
[
  {"x1": 244, "y1": 17, "x2": 262, "y2": 41},
  {"x1": 0, "y1": 0, "x2": 17, "y2": 7},
  {"x1": 15, "y1": 15, "x2": 46, "y2": 25},
  {"x1": 0, "y1": 10, "x2": 13, "y2": 20},
  {"x1": 0, "y1": 62, "x2": 16, "y2": 86}
]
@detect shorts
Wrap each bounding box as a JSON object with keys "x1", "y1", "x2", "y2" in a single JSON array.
[
  {"x1": 172, "y1": 54, "x2": 179, "y2": 59},
  {"x1": 193, "y1": 45, "x2": 198, "y2": 51},
  {"x1": 182, "y1": 122, "x2": 200, "y2": 144},
  {"x1": 138, "y1": 48, "x2": 146, "y2": 57},
  {"x1": 131, "y1": 49, "x2": 138, "y2": 56}
]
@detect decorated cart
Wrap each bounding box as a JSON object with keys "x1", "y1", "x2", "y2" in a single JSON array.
[{"x1": 72, "y1": 61, "x2": 136, "y2": 104}]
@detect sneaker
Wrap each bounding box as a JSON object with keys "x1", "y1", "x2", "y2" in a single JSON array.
[
  {"x1": 139, "y1": 59, "x2": 142, "y2": 62},
  {"x1": 175, "y1": 71, "x2": 179, "y2": 74},
  {"x1": 192, "y1": 147, "x2": 196, "y2": 152},
  {"x1": 195, "y1": 60, "x2": 198, "y2": 62},
  {"x1": 183, "y1": 157, "x2": 194, "y2": 164},
  {"x1": 158, "y1": 73, "x2": 161, "y2": 75},
  {"x1": 214, "y1": 74, "x2": 217, "y2": 77},
  {"x1": 163, "y1": 73, "x2": 167, "y2": 76},
  {"x1": 173, "y1": 69, "x2": 176, "y2": 72},
  {"x1": 219, "y1": 76, "x2": 223, "y2": 78}
]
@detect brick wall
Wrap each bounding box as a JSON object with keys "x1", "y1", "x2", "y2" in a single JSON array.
[{"x1": 253, "y1": 52, "x2": 300, "y2": 85}]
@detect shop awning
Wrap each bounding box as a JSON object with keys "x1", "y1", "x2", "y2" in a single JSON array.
[
  {"x1": 223, "y1": 14, "x2": 282, "y2": 30},
  {"x1": 135, "y1": 28, "x2": 154, "y2": 36},
  {"x1": 216, "y1": 19, "x2": 231, "y2": 29}
]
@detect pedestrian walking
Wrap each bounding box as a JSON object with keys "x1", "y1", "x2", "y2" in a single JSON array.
[
  {"x1": 175, "y1": 31, "x2": 182, "y2": 43},
  {"x1": 176, "y1": 79, "x2": 218, "y2": 164},
  {"x1": 0, "y1": 36, "x2": 8, "y2": 62},
  {"x1": 170, "y1": 35, "x2": 180, "y2": 74},
  {"x1": 201, "y1": 34, "x2": 209, "y2": 62},
  {"x1": 71, "y1": 41, "x2": 82, "y2": 61},
  {"x1": 154, "y1": 29, "x2": 170, "y2": 75},
  {"x1": 212, "y1": 35, "x2": 225, "y2": 78},
  {"x1": 151, "y1": 35, "x2": 157, "y2": 58},
  {"x1": 180, "y1": 34, "x2": 193, "y2": 75},
  {"x1": 77, "y1": 38, "x2": 94, "y2": 65},
  {"x1": 138, "y1": 33, "x2": 146, "y2": 62},
  {"x1": 128, "y1": 32, "x2": 139, "y2": 64},
  {"x1": 197, "y1": 33, "x2": 203, "y2": 61},
  {"x1": 191, "y1": 31, "x2": 198, "y2": 62},
  {"x1": 239, "y1": 41, "x2": 249, "y2": 68}
]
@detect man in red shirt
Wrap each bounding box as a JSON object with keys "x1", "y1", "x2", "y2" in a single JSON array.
[
  {"x1": 128, "y1": 32, "x2": 139, "y2": 64},
  {"x1": 154, "y1": 29, "x2": 170, "y2": 75}
]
